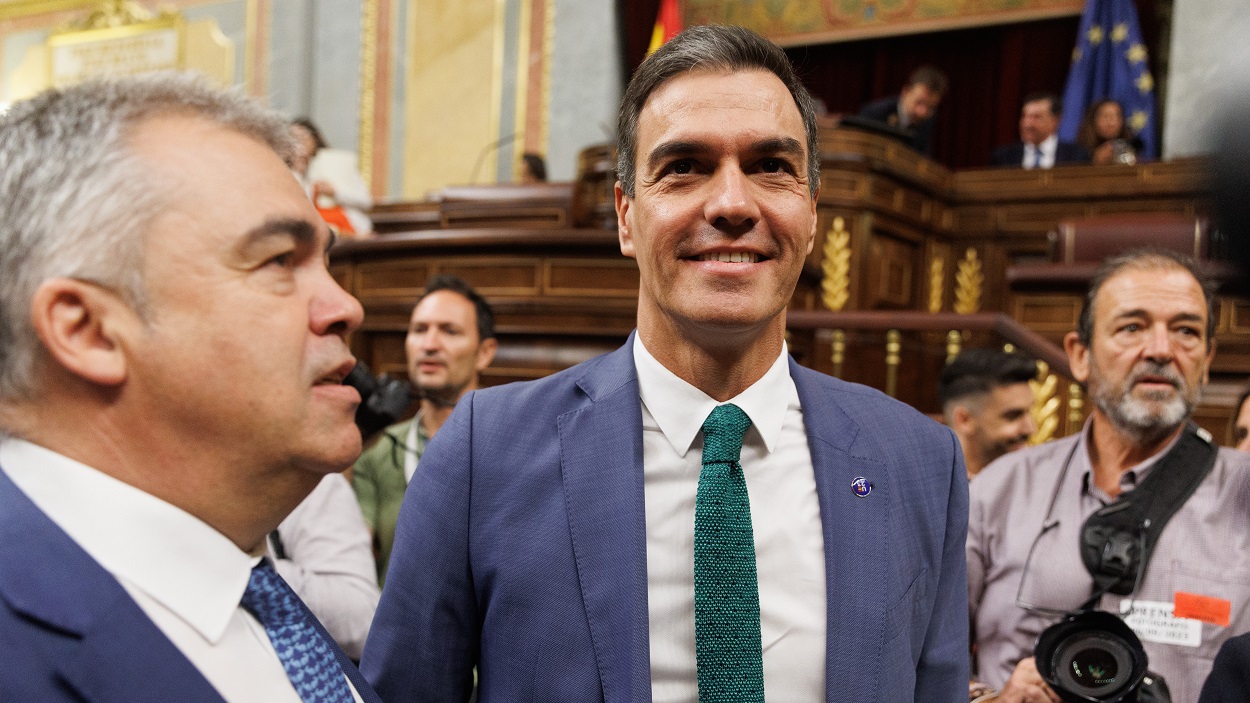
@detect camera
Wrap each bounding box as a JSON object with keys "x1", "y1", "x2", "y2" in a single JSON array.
[
  {"x1": 1034, "y1": 610, "x2": 1170, "y2": 703},
  {"x1": 343, "y1": 361, "x2": 417, "y2": 439}
]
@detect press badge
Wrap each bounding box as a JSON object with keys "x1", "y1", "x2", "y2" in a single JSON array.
[{"x1": 1119, "y1": 599, "x2": 1202, "y2": 647}]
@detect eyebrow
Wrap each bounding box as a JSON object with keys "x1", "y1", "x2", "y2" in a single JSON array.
[
  {"x1": 644, "y1": 136, "x2": 806, "y2": 172},
  {"x1": 237, "y1": 217, "x2": 323, "y2": 255},
  {"x1": 1111, "y1": 309, "x2": 1206, "y2": 325}
]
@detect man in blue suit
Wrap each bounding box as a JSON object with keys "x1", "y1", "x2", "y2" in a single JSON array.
[
  {"x1": 0, "y1": 74, "x2": 380, "y2": 702},
  {"x1": 364, "y1": 25, "x2": 968, "y2": 703},
  {"x1": 990, "y1": 93, "x2": 1091, "y2": 168}
]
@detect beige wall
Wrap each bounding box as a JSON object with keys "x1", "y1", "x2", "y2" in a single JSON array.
[{"x1": 403, "y1": 0, "x2": 501, "y2": 198}]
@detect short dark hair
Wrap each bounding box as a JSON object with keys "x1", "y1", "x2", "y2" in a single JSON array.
[
  {"x1": 417, "y1": 274, "x2": 496, "y2": 341},
  {"x1": 906, "y1": 65, "x2": 948, "y2": 95},
  {"x1": 521, "y1": 153, "x2": 547, "y2": 181},
  {"x1": 940, "y1": 348, "x2": 1039, "y2": 411},
  {"x1": 1076, "y1": 248, "x2": 1216, "y2": 348},
  {"x1": 1022, "y1": 92, "x2": 1062, "y2": 117},
  {"x1": 616, "y1": 24, "x2": 820, "y2": 198}
]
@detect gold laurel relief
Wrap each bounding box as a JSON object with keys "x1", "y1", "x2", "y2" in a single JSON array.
[
  {"x1": 953, "y1": 247, "x2": 983, "y2": 315},
  {"x1": 1028, "y1": 361, "x2": 1060, "y2": 445},
  {"x1": 821, "y1": 216, "x2": 851, "y2": 312}
]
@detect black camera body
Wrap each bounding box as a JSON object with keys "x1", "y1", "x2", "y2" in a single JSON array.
[
  {"x1": 1035, "y1": 610, "x2": 1170, "y2": 703},
  {"x1": 344, "y1": 362, "x2": 417, "y2": 439}
]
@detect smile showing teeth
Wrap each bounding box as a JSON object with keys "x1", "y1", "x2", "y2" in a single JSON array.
[{"x1": 695, "y1": 252, "x2": 759, "y2": 263}]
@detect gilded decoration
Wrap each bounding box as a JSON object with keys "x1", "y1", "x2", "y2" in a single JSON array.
[
  {"x1": 6, "y1": 1, "x2": 233, "y2": 101},
  {"x1": 358, "y1": 0, "x2": 379, "y2": 189},
  {"x1": 821, "y1": 216, "x2": 851, "y2": 312},
  {"x1": 928, "y1": 255, "x2": 944, "y2": 313},
  {"x1": 1067, "y1": 382, "x2": 1085, "y2": 429},
  {"x1": 684, "y1": 0, "x2": 1083, "y2": 47},
  {"x1": 953, "y1": 247, "x2": 983, "y2": 315},
  {"x1": 1028, "y1": 360, "x2": 1060, "y2": 444}
]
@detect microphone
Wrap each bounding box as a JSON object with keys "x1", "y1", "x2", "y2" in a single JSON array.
[{"x1": 470, "y1": 133, "x2": 519, "y2": 184}]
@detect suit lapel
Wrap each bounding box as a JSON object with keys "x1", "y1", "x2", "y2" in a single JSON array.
[
  {"x1": 558, "y1": 339, "x2": 652, "y2": 703},
  {"x1": 0, "y1": 467, "x2": 225, "y2": 703},
  {"x1": 790, "y1": 362, "x2": 891, "y2": 703}
]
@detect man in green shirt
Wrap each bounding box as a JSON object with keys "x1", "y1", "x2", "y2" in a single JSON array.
[{"x1": 352, "y1": 275, "x2": 496, "y2": 584}]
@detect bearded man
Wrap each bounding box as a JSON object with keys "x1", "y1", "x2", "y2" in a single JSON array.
[{"x1": 967, "y1": 249, "x2": 1250, "y2": 703}]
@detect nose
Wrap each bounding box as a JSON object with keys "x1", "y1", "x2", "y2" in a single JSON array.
[
  {"x1": 1020, "y1": 412, "x2": 1037, "y2": 438},
  {"x1": 1142, "y1": 323, "x2": 1174, "y2": 361},
  {"x1": 311, "y1": 271, "x2": 364, "y2": 339},
  {"x1": 417, "y1": 328, "x2": 444, "y2": 352},
  {"x1": 703, "y1": 163, "x2": 761, "y2": 234}
]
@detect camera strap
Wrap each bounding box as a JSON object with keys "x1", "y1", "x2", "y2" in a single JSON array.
[{"x1": 1080, "y1": 423, "x2": 1217, "y2": 597}]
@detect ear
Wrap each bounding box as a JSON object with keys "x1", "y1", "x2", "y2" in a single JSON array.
[
  {"x1": 805, "y1": 190, "x2": 819, "y2": 256},
  {"x1": 615, "y1": 181, "x2": 636, "y2": 259},
  {"x1": 1203, "y1": 338, "x2": 1216, "y2": 385},
  {"x1": 475, "y1": 337, "x2": 498, "y2": 371},
  {"x1": 950, "y1": 405, "x2": 976, "y2": 435},
  {"x1": 1063, "y1": 331, "x2": 1090, "y2": 384},
  {"x1": 29, "y1": 278, "x2": 134, "y2": 387}
]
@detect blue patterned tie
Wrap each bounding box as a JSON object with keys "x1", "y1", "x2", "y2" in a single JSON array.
[
  {"x1": 240, "y1": 559, "x2": 355, "y2": 703},
  {"x1": 694, "y1": 403, "x2": 765, "y2": 703}
]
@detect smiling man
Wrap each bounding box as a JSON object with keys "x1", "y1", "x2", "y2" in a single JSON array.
[
  {"x1": 940, "y1": 348, "x2": 1039, "y2": 478},
  {"x1": 0, "y1": 74, "x2": 380, "y2": 702},
  {"x1": 968, "y1": 249, "x2": 1250, "y2": 703},
  {"x1": 351, "y1": 274, "x2": 496, "y2": 585},
  {"x1": 364, "y1": 26, "x2": 967, "y2": 703}
]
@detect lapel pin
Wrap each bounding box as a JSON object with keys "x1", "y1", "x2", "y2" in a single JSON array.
[{"x1": 851, "y1": 476, "x2": 872, "y2": 497}]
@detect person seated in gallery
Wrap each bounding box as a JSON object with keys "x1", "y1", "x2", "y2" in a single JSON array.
[
  {"x1": 1077, "y1": 98, "x2": 1145, "y2": 165},
  {"x1": 519, "y1": 152, "x2": 547, "y2": 183},
  {"x1": 990, "y1": 92, "x2": 1090, "y2": 169},
  {"x1": 291, "y1": 117, "x2": 375, "y2": 237},
  {"x1": 858, "y1": 65, "x2": 947, "y2": 155}
]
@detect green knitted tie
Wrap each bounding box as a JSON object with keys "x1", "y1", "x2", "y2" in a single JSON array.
[{"x1": 694, "y1": 403, "x2": 764, "y2": 703}]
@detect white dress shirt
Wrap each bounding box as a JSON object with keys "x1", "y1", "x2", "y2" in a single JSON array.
[
  {"x1": 1024, "y1": 134, "x2": 1059, "y2": 169},
  {"x1": 0, "y1": 438, "x2": 363, "y2": 703},
  {"x1": 633, "y1": 336, "x2": 826, "y2": 702},
  {"x1": 271, "y1": 473, "x2": 380, "y2": 660}
]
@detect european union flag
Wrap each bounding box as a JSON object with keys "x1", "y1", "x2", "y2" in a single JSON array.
[{"x1": 1058, "y1": 0, "x2": 1157, "y2": 159}]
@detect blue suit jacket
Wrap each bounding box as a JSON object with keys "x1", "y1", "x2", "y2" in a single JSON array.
[
  {"x1": 0, "y1": 466, "x2": 381, "y2": 703},
  {"x1": 989, "y1": 140, "x2": 1091, "y2": 167},
  {"x1": 363, "y1": 339, "x2": 969, "y2": 702},
  {"x1": 858, "y1": 94, "x2": 936, "y2": 155}
]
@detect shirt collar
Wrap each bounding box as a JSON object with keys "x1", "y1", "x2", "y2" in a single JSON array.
[
  {"x1": 0, "y1": 438, "x2": 257, "y2": 644},
  {"x1": 632, "y1": 334, "x2": 797, "y2": 457},
  {"x1": 1038, "y1": 133, "x2": 1059, "y2": 158},
  {"x1": 1075, "y1": 417, "x2": 1185, "y2": 498}
]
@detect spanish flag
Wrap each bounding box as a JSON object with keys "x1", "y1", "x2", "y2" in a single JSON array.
[{"x1": 647, "y1": 0, "x2": 682, "y2": 55}]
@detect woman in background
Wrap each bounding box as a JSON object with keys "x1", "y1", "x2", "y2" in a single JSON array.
[
  {"x1": 291, "y1": 118, "x2": 374, "y2": 236},
  {"x1": 1077, "y1": 99, "x2": 1144, "y2": 165}
]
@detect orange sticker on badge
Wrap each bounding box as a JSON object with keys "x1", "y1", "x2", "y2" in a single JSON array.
[{"x1": 1174, "y1": 591, "x2": 1231, "y2": 627}]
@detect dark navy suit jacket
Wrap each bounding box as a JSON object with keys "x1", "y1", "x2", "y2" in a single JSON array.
[
  {"x1": 990, "y1": 140, "x2": 1091, "y2": 167},
  {"x1": 858, "y1": 94, "x2": 936, "y2": 155},
  {"x1": 363, "y1": 338, "x2": 970, "y2": 702},
  {"x1": 0, "y1": 466, "x2": 381, "y2": 703},
  {"x1": 1199, "y1": 632, "x2": 1250, "y2": 703}
]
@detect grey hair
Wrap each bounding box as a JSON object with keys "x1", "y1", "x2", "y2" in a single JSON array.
[
  {"x1": 0, "y1": 71, "x2": 295, "y2": 400},
  {"x1": 616, "y1": 24, "x2": 820, "y2": 199}
]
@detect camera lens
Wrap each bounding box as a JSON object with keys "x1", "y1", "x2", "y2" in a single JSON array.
[
  {"x1": 1051, "y1": 631, "x2": 1134, "y2": 698},
  {"x1": 1070, "y1": 647, "x2": 1119, "y2": 688}
]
